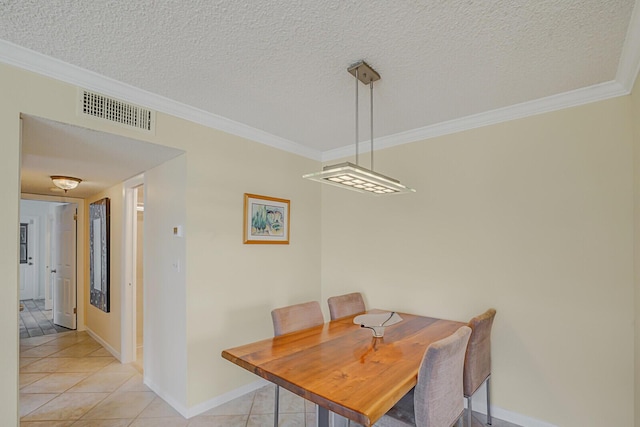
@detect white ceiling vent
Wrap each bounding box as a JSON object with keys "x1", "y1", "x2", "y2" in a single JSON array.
[{"x1": 79, "y1": 89, "x2": 155, "y2": 133}]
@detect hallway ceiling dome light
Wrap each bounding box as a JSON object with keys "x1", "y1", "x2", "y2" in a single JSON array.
[
  {"x1": 303, "y1": 61, "x2": 415, "y2": 195},
  {"x1": 51, "y1": 176, "x2": 82, "y2": 192}
]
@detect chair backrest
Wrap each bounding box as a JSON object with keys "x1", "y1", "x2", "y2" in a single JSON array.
[
  {"x1": 271, "y1": 301, "x2": 324, "y2": 336},
  {"x1": 327, "y1": 292, "x2": 366, "y2": 320},
  {"x1": 463, "y1": 308, "x2": 497, "y2": 396},
  {"x1": 414, "y1": 325, "x2": 471, "y2": 427}
]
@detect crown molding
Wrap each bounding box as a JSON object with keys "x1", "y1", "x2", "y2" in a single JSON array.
[
  {"x1": 616, "y1": 0, "x2": 640, "y2": 91},
  {"x1": 322, "y1": 0, "x2": 640, "y2": 163},
  {"x1": 0, "y1": 39, "x2": 323, "y2": 161},
  {"x1": 322, "y1": 80, "x2": 628, "y2": 162},
  {"x1": 324, "y1": 1, "x2": 640, "y2": 163},
  {"x1": 1, "y1": 38, "x2": 637, "y2": 165}
]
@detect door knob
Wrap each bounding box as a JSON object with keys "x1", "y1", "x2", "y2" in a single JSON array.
[{"x1": 51, "y1": 269, "x2": 57, "y2": 273}]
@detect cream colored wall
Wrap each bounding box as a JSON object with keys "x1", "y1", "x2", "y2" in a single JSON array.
[
  {"x1": 0, "y1": 62, "x2": 322, "y2": 421},
  {"x1": 321, "y1": 97, "x2": 634, "y2": 426},
  {"x1": 0, "y1": 73, "x2": 21, "y2": 426},
  {"x1": 144, "y1": 155, "x2": 188, "y2": 406},
  {"x1": 632, "y1": 71, "x2": 640, "y2": 427},
  {"x1": 179, "y1": 119, "x2": 322, "y2": 406},
  {"x1": 85, "y1": 185, "x2": 124, "y2": 354}
]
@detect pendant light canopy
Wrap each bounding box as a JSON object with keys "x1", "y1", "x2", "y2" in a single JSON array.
[{"x1": 303, "y1": 61, "x2": 415, "y2": 195}]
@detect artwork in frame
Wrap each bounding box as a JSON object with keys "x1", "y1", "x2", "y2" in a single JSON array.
[
  {"x1": 19, "y1": 223, "x2": 28, "y2": 264},
  {"x1": 89, "y1": 197, "x2": 110, "y2": 312},
  {"x1": 243, "y1": 193, "x2": 290, "y2": 244}
]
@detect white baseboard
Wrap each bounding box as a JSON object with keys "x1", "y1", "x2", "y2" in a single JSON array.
[
  {"x1": 490, "y1": 406, "x2": 558, "y2": 427},
  {"x1": 84, "y1": 327, "x2": 121, "y2": 361},
  {"x1": 73, "y1": 360, "x2": 555, "y2": 427},
  {"x1": 466, "y1": 387, "x2": 558, "y2": 427},
  {"x1": 179, "y1": 381, "x2": 556, "y2": 426},
  {"x1": 143, "y1": 377, "x2": 190, "y2": 419},
  {"x1": 142, "y1": 378, "x2": 268, "y2": 419},
  {"x1": 60, "y1": 336, "x2": 559, "y2": 427},
  {"x1": 184, "y1": 379, "x2": 269, "y2": 419}
]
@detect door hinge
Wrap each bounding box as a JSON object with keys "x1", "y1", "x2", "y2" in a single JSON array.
[
  {"x1": 73, "y1": 307, "x2": 77, "y2": 314},
  {"x1": 73, "y1": 214, "x2": 77, "y2": 221}
]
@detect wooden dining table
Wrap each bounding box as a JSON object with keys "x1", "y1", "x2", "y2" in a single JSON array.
[{"x1": 221, "y1": 309, "x2": 465, "y2": 427}]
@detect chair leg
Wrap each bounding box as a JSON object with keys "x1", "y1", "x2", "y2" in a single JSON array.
[
  {"x1": 486, "y1": 376, "x2": 492, "y2": 425},
  {"x1": 466, "y1": 396, "x2": 472, "y2": 427},
  {"x1": 274, "y1": 385, "x2": 279, "y2": 427}
]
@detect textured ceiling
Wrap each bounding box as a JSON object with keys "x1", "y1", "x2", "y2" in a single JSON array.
[{"x1": 1, "y1": 0, "x2": 638, "y2": 156}]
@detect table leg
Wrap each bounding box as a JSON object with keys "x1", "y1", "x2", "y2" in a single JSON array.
[
  {"x1": 316, "y1": 407, "x2": 353, "y2": 427},
  {"x1": 317, "y1": 405, "x2": 330, "y2": 427}
]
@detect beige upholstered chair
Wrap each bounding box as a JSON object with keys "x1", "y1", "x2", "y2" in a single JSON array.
[
  {"x1": 327, "y1": 292, "x2": 366, "y2": 320},
  {"x1": 463, "y1": 309, "x2": 497, "y2": 427},
  {"x1": 270, "y1": 301, "x2": 324, "y2": 426},
  {"x1": 375, "y1": 326, "x2": 472, "y2": 427}
]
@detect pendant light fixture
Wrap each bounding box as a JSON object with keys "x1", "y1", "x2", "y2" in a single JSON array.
[
  {"x1": 51, "y1": 175, "x2": 82, "y2": 192},
  {"x1": 303, "y1": 61, "x2": 415, "y2": 195}
]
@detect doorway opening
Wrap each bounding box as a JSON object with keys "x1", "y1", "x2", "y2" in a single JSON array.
[
  {"x1": 133, "y1": 184, "x2": 144, "y2": 372},
  {"x1": 19, "y1": 199, "x2": 79, "y2": 338},
  {"x1": 18, "y1": 114, "x2": 184, "y2": 425},
  {"x1": 122, "y1": 175, "x2": 145, "y2": 369}
]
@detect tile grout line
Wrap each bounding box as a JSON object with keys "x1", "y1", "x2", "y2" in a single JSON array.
[{"x1": 246, "y1": 390, "x2": 257, "y2": 427}]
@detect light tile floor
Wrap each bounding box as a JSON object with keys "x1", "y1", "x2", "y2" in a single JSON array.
[{"x1": 20, "y1": 331, "x2": 520, "y2": 426}]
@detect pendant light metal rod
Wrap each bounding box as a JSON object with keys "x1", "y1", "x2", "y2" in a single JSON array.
[
  {"x1": 302, "y1": 60, "x2": 415, "y2": 195},
  {"x1": 355, "y1": 67, "x2": 359, "y2": 166},
  {"x1": 370, "y1": 80, "x2": 374, "y2": 171}
]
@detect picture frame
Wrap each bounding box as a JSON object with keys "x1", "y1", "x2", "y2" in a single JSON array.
[
  {"x1": 19, "y1": 223, "x2": 28, "y2": 264},
  {"x1": 89, "y1": 197, "x2": 110, "y2": 312},
  {"x1": 243, "y1": 193, "x2": 290, "y2": 244}
]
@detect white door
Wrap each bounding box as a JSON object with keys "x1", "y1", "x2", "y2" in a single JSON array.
[
  {"x1": 19, "y1": 218, "x2": 38, "y2": 300},
  {"x1": 52, "y1": 204, "x2": 77, "y2": 330}
]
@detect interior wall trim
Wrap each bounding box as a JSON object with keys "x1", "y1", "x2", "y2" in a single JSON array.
[
  {"x1": 616, "y1": 0, "x2": 640, "y2": 91},
  {"x1": 184, "y1": 379, "x2": 269, "y2": 419},
  {"x1": 1, "y1": 34, "x2": 638, "y2": 164},
  {"x1": 321, "y1": 80, "x2": 628, "y2": 162},
  {"x1": 85, "y1": 327, "x2": 120, "y2": 362},
  {"x1": 0, "y1": 39, "x2": 321, "y2": 161}
]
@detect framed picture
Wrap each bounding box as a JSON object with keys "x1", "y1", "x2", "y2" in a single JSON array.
[
  {"x1": 89, "y1": 198, "x2": 110, "y2": 312},
  {"x1": 243, "y1": 193, "x2": 290, "y2": 244},
  {"x1": 19, "y1": 223, "x2": 28, "y2": 264}
]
